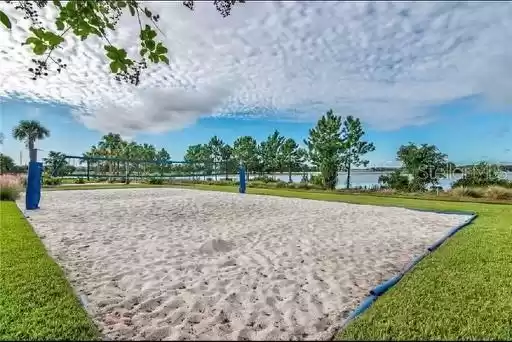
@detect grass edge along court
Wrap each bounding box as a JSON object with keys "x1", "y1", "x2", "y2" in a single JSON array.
[
  {"x1": 2, "y1": 185, "x2": 511, "y2": 340},
  {"x1": 0, "y1": 201, "x2": 100, "y2": 341}
]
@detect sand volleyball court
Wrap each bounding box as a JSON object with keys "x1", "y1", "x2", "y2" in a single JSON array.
[{"x1": 20, "y1": 188, "x2": 471, "y2": 340}]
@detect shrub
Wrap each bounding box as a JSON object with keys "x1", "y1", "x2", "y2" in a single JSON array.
[
  {"x1": 451, "y1": 162, "x2": 508, "y2": 188},
  {"x1": 251, "y1": 175, "x2": 277, "y2": 183},
  {"x1": 378, "y1": 170, "x2": 410, "y2": 191},
  {"x1": 215, "y1": 179, "x2": 237, "y2": 186},
  {"x1": 148, "y1": 178, "x2": 164, "y2": 185},
  {"x1": 248, "y1": 180, "x2": 267, "y2": 188},
  {"x1": 275, "y1": 180, "x2": 288, "y2": 188},
  {"x1": 484, "y1": 186, "x2": 512, "y2": 200},
  {"x1": 309, "y1": 174, "x2": 324, "y2": 187},
  {"x1": 308, "y1": 184, "x2": 325, "y2": 190},
  {"x1": 295, "y1": 182, "x2": 311, "y2": 190},
  {"x1": 74, "y1": 177, "x2": 85, "y2": 184},
  {"x1": 378, "y1": 188, "x2": 397, "y2": 195},
  {"x1": 0, "y1": 174, "x2": 23, "y2": 201},
  {"x1": 106, "y1": 177, "x2": 128, "y2": 184},
  {"x1": 42, "y1": 176, "x2": 62, "y2": 186},
  {"x1": 450, "y1": 186, "x2": 484, "y2": 198}
]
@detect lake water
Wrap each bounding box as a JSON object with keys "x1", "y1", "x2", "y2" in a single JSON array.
[{"x1": 246, "y1": 171, "x2": 512, "y2": 190}]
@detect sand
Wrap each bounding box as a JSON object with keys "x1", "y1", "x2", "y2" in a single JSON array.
[{"x1": 18, "y1": 188, "x2": 471, "y2": 340}]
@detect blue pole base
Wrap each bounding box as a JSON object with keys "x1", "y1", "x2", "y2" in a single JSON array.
[
  {"x1": 239, "y1": 165, "x2": 246, "y2": 194},
  {"x1": 26, "y1": 161, "x2": 43, "y2": 210}
]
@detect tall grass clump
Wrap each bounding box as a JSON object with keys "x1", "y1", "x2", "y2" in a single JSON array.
[
  {"x1": 484, "y1": 186, "x2": 512, "y2": 200},
  {"x1": 0, "y1": 174, "x2": 23, "y2": 201},
  {"x1": 450, "y1": 186, "x2": 484, "y2": 198}
]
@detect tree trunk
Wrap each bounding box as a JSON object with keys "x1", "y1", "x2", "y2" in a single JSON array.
[
  {"x1": 288, "y1": 165, "x2": 292, "y2": 183},
  {"x1": 346, "y1": 164, "x2": 351, "y2": 189},
  {"x1": 225, "y1": 161, "x2": 229, "y2": 180},
  {"x1": 28, "y1": 140, "x2": 37, "y2": 163}
]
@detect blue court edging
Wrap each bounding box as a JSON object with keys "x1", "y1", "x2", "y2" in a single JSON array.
[{"x1": 339, "y1": 208, "x2": 478, "y2": 332}]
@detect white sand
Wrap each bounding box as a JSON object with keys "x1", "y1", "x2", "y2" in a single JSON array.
[{"x1": 18, "y1": 188, "x2": 471, "y2": 340}]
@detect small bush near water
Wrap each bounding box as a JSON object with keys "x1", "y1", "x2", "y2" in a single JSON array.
[
  {"x1": 147, "y1": 177, "x2": 164, "y2": 185},
  {"x1": 42, "y1": 176, "x2": 62, "y2": 186},
  {"x1": 251, "y1": 175, "x2": 278, "y2": 183},
  {"x1": 0, "y1": 174, "x2": 23, "y2": 201}
]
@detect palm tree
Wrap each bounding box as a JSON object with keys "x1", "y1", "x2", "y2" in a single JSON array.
[
  {"x1": 140, "y1": 143, "x2": 157, "y2": 175},
  {"x1": 208, "y1": 136, "x2": 224, "y2": 180},
  {"x1": 12, "y1": 120, "x2": 50, "y2": 163},
  {"x1": 120, "y1": 141, "x2": 138, "y2": 182},
  {"x1": 98, "y1": 133, "x2": 123, "y2": 178}
]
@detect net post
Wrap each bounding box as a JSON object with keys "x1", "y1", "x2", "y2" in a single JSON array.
[
  {"x1": 26, "y1": 161, "x2": 43, "y2": 210},
  {"x1": 239, "y1": 161, "x2": 246, "y2": 194}
]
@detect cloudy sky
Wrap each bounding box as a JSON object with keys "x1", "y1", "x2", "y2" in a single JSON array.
[{"x1": 1, "y1": 1, "x2": 511, "y2": 165}]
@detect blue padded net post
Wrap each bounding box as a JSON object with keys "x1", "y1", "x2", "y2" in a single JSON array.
[
  {"x1": 26, "y1": 161, "x2": 43, "y2": 210},
  {"x1": 239, "y1": 164, "x2": 246, "y2": 194}
]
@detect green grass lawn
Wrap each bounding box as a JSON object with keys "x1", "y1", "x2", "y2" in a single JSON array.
[
  {"x1": 5, "y1": 184, "x2": 512, "y2": 340},
  {"x1": 0, "y1": 201, "x2": 99, "y2": 340}
]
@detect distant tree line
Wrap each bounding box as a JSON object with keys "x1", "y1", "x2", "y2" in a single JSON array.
[{"x1": 2, "y1": 114, "x2": 511, "y2": 191}]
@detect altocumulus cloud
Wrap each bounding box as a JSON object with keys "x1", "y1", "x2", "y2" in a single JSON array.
[{"x1": 1, "y1": 1, "x2": 512, "y2": 135}]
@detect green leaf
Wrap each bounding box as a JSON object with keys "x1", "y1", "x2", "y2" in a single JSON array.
[
  {"x1": 0, "y1": 10, "x2": 11, "y2": 29},
  {"x1": 118, "y1": 1, "x2": 127, "y2": 8},
  {"x1": 155, "y1": 43, "x2": 167, "y2": 55},
  {"x1": 117, "y1": 48, "x2": 127, "y2": 59},
  {"x1": 109, "y1": 61, "x2": 120, "y2": 73},
  {"x1": 160, "y1": 55, "x2": 169, "y2": 65},
  {"x1": 53, "y1": 0, "x2": 62, "y2": 8},
  {"x1": 129, "y1": 5, "x2": 135, "y2": 16},
  {"x1": 144, "y1": 8, "x2": 152, "y2": 18},
  {"x1": 33, "y1": 43, "x2": 48, "y2": 55},
  {"x1": 79, "y1": 21, "x2": 92, "y2": 34},
  {"x1": 55, "y1": 20, "x2": 65, "y2": 30},
  {"x1": 146, "y1": 40, "x2": 155, "y2": 51},
  {"x1": 90, "y1": 27, "x2": 102, "y2": 36},
  {"x1": 29, "y1": 27, "x2": 45, "y2": 39},
  {"x1": 106, "y1": 51, "x2": 118, "y2": 60},
  {"x1": 25, "y1": 37, "x2": 41, "y2": 45},
  {"x1": 104, "y1": 45, "x2": 117, "y2": 54},
  {"x1": 140, "y1": 48, "x2": 148, "y2": 57},
  {"x1": 149, "y1": 53, "x2": 159, "y2": 63},
  {"x1": 119, "y1": 61, "x2": 128, "y2": 72},
  {"x1": 43, "y1": 31, "x2": 64, "y2": 46}
]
